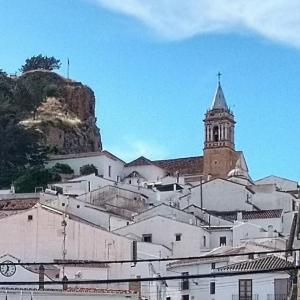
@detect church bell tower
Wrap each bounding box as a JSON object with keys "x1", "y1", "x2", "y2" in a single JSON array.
[{"x1": 203, "y1": 76, "x2": 239, "y2": 179}]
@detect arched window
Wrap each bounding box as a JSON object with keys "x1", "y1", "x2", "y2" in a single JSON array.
[{"x1": 213, "y1": 126, "x2": 219, "y2": 142}]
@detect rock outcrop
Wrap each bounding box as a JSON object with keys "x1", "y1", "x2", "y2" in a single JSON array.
[{"x1": 17, "y1": 70, "x2": 102, "y2": 154}]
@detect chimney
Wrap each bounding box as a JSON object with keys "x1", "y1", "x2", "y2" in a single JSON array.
[
  {"x1": 267, "y1": 225, "x2": 274, "y2": 238},
  {"x1": 237, "y1": 212, "x2": 243, "y2": 221},
  {"x1": 39, "y1": 264, "x2": 45, "y2": 290},
  {"x1": 62, "y1": 275, "x2": 68, "y2": 291}
]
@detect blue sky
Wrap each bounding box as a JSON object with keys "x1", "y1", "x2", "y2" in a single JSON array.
[{"x1": 1, "y1": 0, "x2": 300, "y2": 181}]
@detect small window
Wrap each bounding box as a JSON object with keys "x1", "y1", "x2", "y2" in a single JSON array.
[
  {"x1": 77, "y1": 205, "x2": 80, "y2": 208},
  {"x1": 211, "y1": 263, "x2": 215, "y2": 269},
  {"x1": 62, "y1": 203, "x2": 65, "y2": 207},
  {"x1": 28, "y1": 215, "x2": 33, "y2": 221},
  {"x1": 209, "y1": 282, "x2": 216, "y2": 295},
  {"x1": 142, "y1": 234, "x2": 152, "y2": 243},
  {"x1": 220, "y1": 236, "x2": 226, "y2": 246},
  {"x1": 132, "y1": 240, "x2": 137, "y2": 261},
  {"x1": 181, "y1": 272, "x2": 189, "y2": 290},
  {"x1": 129, "y1": 180, "x2": 132, "y2": 184},
  {"x1": 175, "y1": 234, "x2": 182, "y2": 241},
  {"x1": 203, "y1": 236, "x2": 206, "y2": 247},
  {"x1": 210, "y1": 282, "x2": 215, "y2": 294},
  {"x1": 182, "y1": 295, "x2": 189, "y2": 300},
  {"x1": 166, "y1": 297, "x2": 171, "y2": 300},
  {"x1": 108, "y1": 165, "x2": 111, "y2": 177}
]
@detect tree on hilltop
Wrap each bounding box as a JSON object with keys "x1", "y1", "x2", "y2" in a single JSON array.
[{"x1": 20, "y1": 54, "x2": 61, "y2": 73}]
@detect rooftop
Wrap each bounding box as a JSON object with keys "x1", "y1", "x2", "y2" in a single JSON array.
[{"x1": 216, "y1": 255, "x2": 294, "y2": 273}]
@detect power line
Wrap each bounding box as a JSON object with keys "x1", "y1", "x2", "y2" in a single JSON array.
[
  {"x1": 2, "y1": 248, "x2": 298, "y2": 266},
  {"x1": 0, "y1": 265, "x2": 297, "y2": 286}
]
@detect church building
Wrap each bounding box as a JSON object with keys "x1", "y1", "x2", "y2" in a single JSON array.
[{"x1": 123, "y1": 78, "x2": 250, "y2": 184}]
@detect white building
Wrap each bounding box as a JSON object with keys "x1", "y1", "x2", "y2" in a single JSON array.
[
  {"x1": 47, "y1": 151, "x2": 125, "y2": 181},
  {"x1": 179, "y1": 178, "x2": 255, "y2": 212},
  {"x1": 214, "y1": 255, "x2": 292, "y2": 300},
  {"x1": 0, "y1": 204, "x2": 133, "y2": 290},
  {"x1": 114, "y1": 215, "x2": 210, "y2": 257}
]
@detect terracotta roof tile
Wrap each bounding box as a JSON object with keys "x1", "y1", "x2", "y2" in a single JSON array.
[
  {"x1": 242, "y1": 209, "x2": 283, "y2": 220},
  {"x1": 154, "y1": 156, "x2": 203, "y2": 176},
  {"x1": 216, "y1": 255, "x2": 293, "y2": 272},
  {"x1": 208, "y1": 209, "x2": 283, "y2": 221},
  {"x1": 0, "y1": 199, "x2": 37, "y2": 210}
]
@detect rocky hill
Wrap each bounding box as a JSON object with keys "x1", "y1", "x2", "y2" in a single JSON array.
[{"x1": 14, "y1": 70, "x2": 102, "y2": 154}]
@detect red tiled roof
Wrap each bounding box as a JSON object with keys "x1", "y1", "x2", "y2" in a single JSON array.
[
  {"x1": 154, "y1": 156, "x2": 203, "y2": 176},
  {"x1": 66, "y1": 288, "x2": 137, "y2": 294},
  {"x1": 125, "y1": 155, "x2": 204, "y2": 176},
  {"x1": 0, "y1": 199, "x2": 38, "y2": 210}
]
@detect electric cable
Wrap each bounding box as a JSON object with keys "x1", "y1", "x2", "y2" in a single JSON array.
[{"x1": 1, "y1": 247, "x2": 298, "y2": 266}]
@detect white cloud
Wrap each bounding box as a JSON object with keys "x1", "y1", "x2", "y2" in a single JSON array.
[
  {"x1": 91, "y1": 0, "x2": 300, "y2": 47},
  {"x1": 106, "y1": 136, "x2": 169, "y2": 162}
]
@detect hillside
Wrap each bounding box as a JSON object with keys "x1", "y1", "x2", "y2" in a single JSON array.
[{"x1": 7, "y1": 70, "x2": 102, "y2": 154}]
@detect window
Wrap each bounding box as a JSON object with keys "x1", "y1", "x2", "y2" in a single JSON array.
[
  {"x1": 210, "y1": 282, "x2": 215, "y2": 295},
  {"x1": 142, "y1": 234, "x2": 152, "y2": 243},
  {"x1": 220, "y1": 236, "x2": 226, "y2": 246},
  {"x1": 213, "y1": 126, "x2": 219, "y2": 142},
  {"x1": 239, "y1": 279, "x2": 252, "y2": 300},
  {"x1": 62, "y1": 203, "x2": 65, "y2": 207},
  {"x1": 175, "y1": 234, "x2": 182, "y2": 241},
  {"x1": 181, "y1": 295, "x2": 189, "y2": 300},
  {"x1": 166, "y1": 297, "x2": 171, "y2": 300},
  {"x1": 211, "y1": 263, "x2": 215, "y2": 269},
  {"x1": 77, "y1": 205, "x2": 80, "y2": 208},
  {"x1": 27, "y1": 215, "x2": 33, "y2": 221},
  {"x1": 203, "y1": 236, "x2": 206, "y2": 247},
  {"x1": 108, "y1": 165, "x2": 111, "y2": 177},
  {"x1": 181, "y1": 272, "x2": 189, "y2": 290},
  {"x1": 132, "y1": 240, "x2": 137, "y2": 261},
  {"x1": 129, "y1": 180, "x2": 132, "y2": 184}
]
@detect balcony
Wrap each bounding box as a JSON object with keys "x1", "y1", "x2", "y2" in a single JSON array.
[{"x1": 232, "y1": 295, "x2": 259, "y2": 300}]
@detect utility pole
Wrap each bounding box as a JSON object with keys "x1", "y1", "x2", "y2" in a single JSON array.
[{"x1": 62, "y1": 213, "x2": 67, "y2": 277}]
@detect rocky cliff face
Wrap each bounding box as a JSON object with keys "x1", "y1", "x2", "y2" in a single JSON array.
[{"x1": 18, "y1": 70, "x2": 102, "y2": 154}]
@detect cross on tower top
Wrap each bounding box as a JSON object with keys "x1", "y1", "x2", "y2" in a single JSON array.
[{"x1": 217, "y1": 72, "x2": 222, "y2": 84}]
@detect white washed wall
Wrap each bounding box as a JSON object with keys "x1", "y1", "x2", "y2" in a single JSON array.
[
  {"x1": 180, "y1": 179, "x2": 253, "y2": 211},
  {"x1": 115, "y1": 216, "x2": 210, "y2": 257}
]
